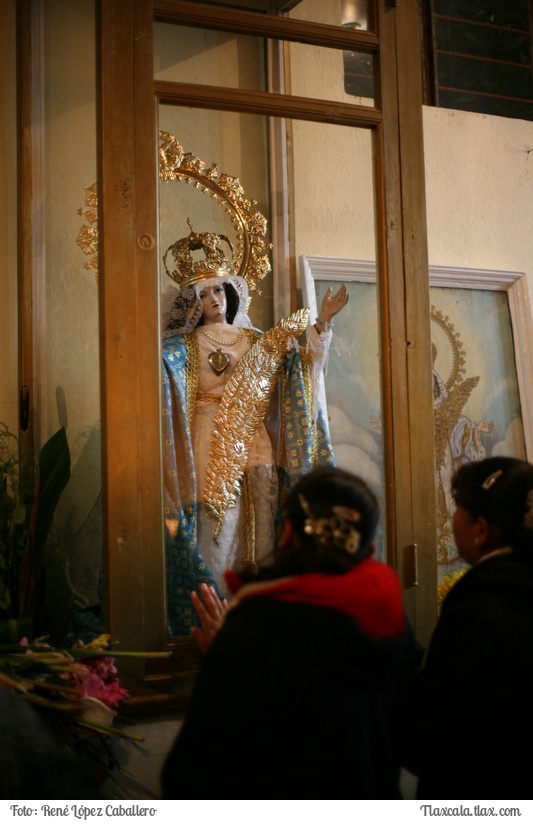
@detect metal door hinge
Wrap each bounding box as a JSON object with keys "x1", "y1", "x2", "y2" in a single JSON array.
[
  {"x1": 404, "y1": 543, "x2": 418, "y2": 588},
  {"x1": 20, "y1": 385, "x2": 30, "y2": 432}
]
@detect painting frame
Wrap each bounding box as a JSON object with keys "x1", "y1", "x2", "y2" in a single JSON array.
[
  {"x1": 301, "y1": 256, "x2": 533, "y2": 460},
  {"x1": 302, "y1": 255, "x2": 533, "y2": 573}
]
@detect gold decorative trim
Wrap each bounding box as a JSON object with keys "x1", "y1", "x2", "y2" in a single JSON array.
[
  {"x1": 184, "y1": 332, "x2": 200, "y2": 430},
  {"x1": 431, "y1": 305, "x2": 466, "y2": 392},
  {"x1": 203, "y1": 308, "x2": 310, "y2": 537},
  {"x1": 76, "y1": 182, "x2": 99, "y2": 276},
  {"x1": 244, "y1": 328, "x2": 261, "y2": 345},
  {"x1": 242, "y1": 470, "x2": 256, "y2": 569},
  {"x1": 431, "y1": 305, "x2": 482, "y2": 564},
  {"x1": 197, "y1": 392, "x2": 222, "y2": 405},
  {"x1": 300, "y1": 348, "x2": 317, "y2": 465},
  {"x1": 159, "y1": 132, "x2": 271, "y2": 296}
]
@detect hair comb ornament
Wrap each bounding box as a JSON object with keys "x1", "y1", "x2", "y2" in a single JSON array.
[
  {"x1": 481, "y1": 469, "x2": 503, "y2": 491},
  {"x1": 298, "y1": 494, "x2": 362, "y2": 555}
]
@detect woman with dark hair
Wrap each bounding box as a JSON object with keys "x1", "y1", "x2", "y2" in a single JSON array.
[
  {"x1": 161, "y1": 467, "x2": 415, "y2": 800},
  {"x1": 411, "y1": 456, "x2": 533, "y2": 799},
  {"x1": 161, "y1": 225, "x2": 348, "y2": 636}
]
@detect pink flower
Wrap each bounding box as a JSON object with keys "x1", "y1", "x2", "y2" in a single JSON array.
[{"x1": 68, "y1": 656, "x2": 129, "y2": 710}]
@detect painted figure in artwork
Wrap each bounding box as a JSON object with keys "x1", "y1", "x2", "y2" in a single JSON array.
[
  {"x1": 431, "y1": 309, "x2": 494, "y2": 564},
  {"x1": 161, "y1": 223, "x2": 348, "y2": 635}
]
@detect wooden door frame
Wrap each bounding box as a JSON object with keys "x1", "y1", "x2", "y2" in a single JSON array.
[{"x1": 16, "y1": 0, "x2": 436, "y2": 692}]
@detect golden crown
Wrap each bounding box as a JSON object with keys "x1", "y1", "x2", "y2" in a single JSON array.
[
  {"x1": 162, "y1": 220, "x2": 234, "y2": 290},
  {"x1": 159, "y1": 132, "x2": 271, "y2": 296}
]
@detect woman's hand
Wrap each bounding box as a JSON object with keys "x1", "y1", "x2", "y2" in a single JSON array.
[
  {"x1": 316, "y1": 284, "x2": 349, "y2": 330},
  {"x1": 190, "y1": 583, "x2": 229, "y2": 654}
]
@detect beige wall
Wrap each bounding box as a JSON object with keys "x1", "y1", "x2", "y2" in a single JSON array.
[{"x1": 424, "y1": 106, "x2": 533, "y2": 282}]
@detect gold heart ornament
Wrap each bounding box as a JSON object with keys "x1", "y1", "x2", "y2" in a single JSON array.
[{"x1": 207, "y1": 348, "x2": 230, "y2": 375}]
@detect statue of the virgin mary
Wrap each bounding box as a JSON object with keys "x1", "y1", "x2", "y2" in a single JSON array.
[{"x1": 160, "y1": 207, "x2": 347, "y2": 640}]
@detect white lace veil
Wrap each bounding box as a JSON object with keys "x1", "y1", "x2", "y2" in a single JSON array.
[{"x1": 161, "y1": 274, "x2": 252, "y2": 337}]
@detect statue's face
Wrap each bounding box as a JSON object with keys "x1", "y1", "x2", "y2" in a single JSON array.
[{"x1": 199, "y1": 283, "x2": 227, "y2": 323}]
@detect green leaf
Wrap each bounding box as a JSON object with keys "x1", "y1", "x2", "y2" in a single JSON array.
[
  {"x1": 13, "y1": 503, "x2": 26, "y2": 525},
  {"x1": 20, "y1": 427, "x2": 71, "y2": 626},
  {"x1": 0, "y1": 581, "x2": 11, "y2": 611}
]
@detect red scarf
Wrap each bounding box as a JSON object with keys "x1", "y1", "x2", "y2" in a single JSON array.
[{"x1": 225, "y1": 557, "x2": 405, "y2": 639}]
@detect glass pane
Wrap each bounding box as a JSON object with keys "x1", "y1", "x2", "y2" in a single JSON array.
[
  {"x1": 291, "y1": 121, "x2": 376, "y2": 259},
  {"x1": 155, "y1": 17, "x2": 375, "y2": 108},
  {"x1": 158, "y1": 109, "x2": 382, "y2": 637},
  {"x1": 293, "y1": 126, "x2": 380, "y2": 561},
  {"x1": 430, "y1": 0, "x2": 533, "y2": 120},
  {"x1": 288, "y1": 39, "x2": 375, "y2": 106},
  {"x1": 44, "y1": 0, "x2": 103, "y2": 642},
  {"x1": 437, "y1": 89, "x2": 533, "y2": 120},
  {"x1": 158, "y1": 105, "x2": 273, "y2": 332},
  {"x1": 432, "y1": 0, "x2": 530, "y2": 29},
  {"x1": 287, "y1": 0, "x2": 375, "y2": 104},
  {"x1": 312, "y1": 280, "x2": 383, "y2": 552},
  {"x1": 159, "y1": 106, "x2": 271, "y2": 638},
  {"x1": 154, "y1": 23, "x2": 266, "y2": 91}
]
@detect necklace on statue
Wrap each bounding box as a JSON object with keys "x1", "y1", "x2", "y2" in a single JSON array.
[
  {"x1": 198, "y1": 326, "x2": 245, "y2": 347},
  {"x1": 198, "y1": 326, "x2": 245, "y2": 375}
]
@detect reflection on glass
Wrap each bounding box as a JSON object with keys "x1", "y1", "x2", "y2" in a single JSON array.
[
  {"x1": 287, "y1": 0, "x2": 375, "y2": 31},
  {"x1": 429, "y1": 0, "x2": 533, "y2": 120},
  {"x1": 287, "y1": 0, "x2": 344, "y2": 26},
  {"x1": 341, "y1": 0, "x2": 374, "y2": 102},
  {"x1": 285, "y1": 0, "x2": 375, "y2": 106}
]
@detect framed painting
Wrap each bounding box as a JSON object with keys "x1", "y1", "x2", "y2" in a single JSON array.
[{"x1": 301, "y1": 257, "x2": 533, "y2": 583}]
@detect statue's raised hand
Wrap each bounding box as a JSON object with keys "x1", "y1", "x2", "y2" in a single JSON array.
[{"x1": 316, "y1": 283, "x2": 349, "y2": 329}]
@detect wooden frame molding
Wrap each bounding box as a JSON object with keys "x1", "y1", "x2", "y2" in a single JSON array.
[
  {"x1": 155, "y1": 81, "x2": 382, "y2": 127},
  {"x1": 153, "y1": 0, "x2": 380, "y2": 51},
  {"x1": 98, "y1": 0, "x2": 166, "y2": 659},
  {"x1": 17, "y1": 0, "x2": 46, "y2": 451}
]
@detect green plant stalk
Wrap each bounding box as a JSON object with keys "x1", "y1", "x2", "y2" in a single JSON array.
[
  {"x1": 0, "y1": 644, "x2": 172, "y2": 658},
  {"x1": 75, "y1": 718, "x2": 145, "y2": 742},
  {"x1": 20, "y1": 427, "x2": 71, "y2": 629}
]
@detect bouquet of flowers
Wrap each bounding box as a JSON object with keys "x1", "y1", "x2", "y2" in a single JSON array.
[{"x1": 0, "y1": 634, "x2": 171, "y2": 789}]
